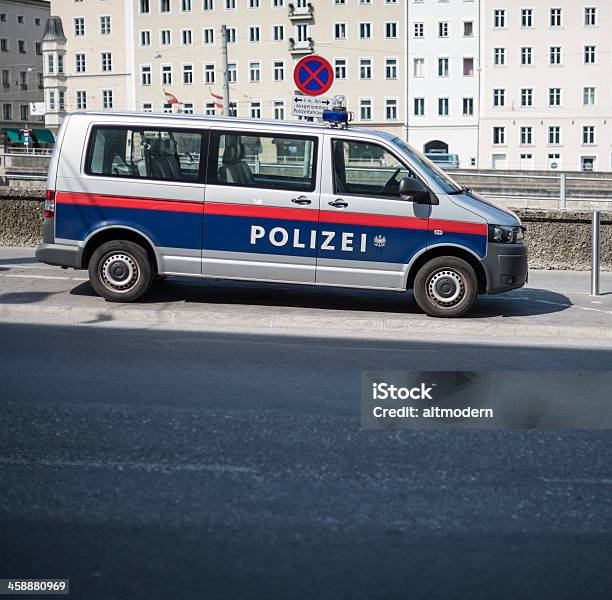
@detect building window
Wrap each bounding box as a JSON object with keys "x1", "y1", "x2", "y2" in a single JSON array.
[
  {"x1": 182, "y1": 0, "x2": 192, "y2": 10},
  {"x1": 583, "y1": 87, "x2": 596, "y2": 106},
  {"x1": 47, "y1": 54, "x2": 54, "y2": 74},
  {"x1": 182, "y1": 29, "x2": 192, "y2": 45},
  {"x1": 462, "y1": 97, "x2": 474, "y2": 116},
  {"x1": 3, "y1": 103, "x2": 12, "y2": 120},
  {"x1": 76, "y1": 90, "x2": 87, "y2": 110},
  {"x1": 550, "y1": 8, "x2": 562, "y2": 27},
  {"x1": 203, "y1": 0, "x2": 214, "y2": 10},
  {"x1": 493, "y1": 9, "x2": 506, "y2": 28},
  {"x1": 249, "y1": 26, "x2": 260, "y2": 42},
  {"x1": 584, "y1": 45, "x2": 596, "y2": 64},
  {"x1": 36, "y1": 42, "x2": 42, "y2": 55},
  {"x1": 249, "y1": 0, "x2": 260, "y2": 7},
  {"x1": 463, "y1": 58, "x2": 474, "y2": 77},
  {"x1": 493, "y1": 89, "x2": 505, "y2": 107},
  {"x1": 140, "y1": 30, "x2": 151, "y2": 46},
  {"x1": 521, "y1": 8, "x2": 533, "y2": 27},
  {"x1": 581, "y1": 157, "x2": 595, "y2": 172},
  {"x1": 385, "y1": 22, "x2": 398, "y2": 39},
  {"x1": 1, "y1": 69, "x2": 9, "y2": 88},
  {"x1": 549, "y1": 88, "x2": 561, "y2": 107},
  {"x1": 521, "y1": 47, "x2": 532, "y2": 66},
  {"x1": 583, "y1": 126, "x2": 595, "y2": 145},
  {"x1": 273, "y1": 60, "x2": 284, "y2": 81},
  {"x1": 20, "y1": 104, "x2": 28, "y2": 120},
  {"x1": 204, "y1": 63, "x2": 215, "y2": 84},
  {"x1": 102, "y1": 89, "x2": 113, "y2": 109},
  {"x1": 414, "y1": 23, "x2": 424, "y2": 38},
  {"x1": 100, "y1": 16, "x2": 111, "y2": 35},
  {"x1": 250, "y1": 101, "x2": 261, "y2": 118},
  {"x1": 101, "y1": 53, "x2": 112, "y2": 72},
  {"x1": 0, "y1": 39, "x2": 8, "y2": 52},
  {"x1": 227, "y1": 27, "x2": 236, "y2": 43},
  {"x1": 334, "y1": 23, "x2": 346, "y2": 40},
  {"x1": 183, "y1": 63, "x2": 193, "y2": 84},
  {"x1": 161, "y1": 64, "x2": 172, "y2": 85},
  {"x1": 273, "y1": 25, "x2": 284, "y2": 41},
  {"x1": 141, "y1": 65, "x2": 152, "y2": 85},
  {"x1": 273, "y1": 100, "x2": 285, "y2": 120},
  {"x1": 548, "y1": 126, "x2": 561, "y2": 145},
  {"x1": 493, "y1": 127, "x2": 505, "y2": 145},
  {"x1": 161, "y1": 29, "x2": 171, "y2": 45},
  {"x1": 203, "y1": 28, "x2": 214, "y2": 44},
  {"x1": 463, "y1": 21, "x2": 473, "y2": 37},
  {"x1": 437, "y1": 58, "x2": 449, "y2": 77},
  {"x1": 335, "y1": 58, "x2": 346, "y2": 79},
  {"x1": 549, "y1": 46, "x2": 562, "y2": 65},
  {"x1": 414, "y1": 98, "x2": 425, "y2": 116},
  {"x1": 161, "y1": 0, "x2": 171, "y2": 12},
  {"x1": 359, "y1": 98, "x2": 372, "y2": 120},
  {"x1": 385, "y1": 98, "x2": 397, "y2": 120},
  {"x1": 140, "y1": 0, "x2": 150, "y2": 13},
  {"x1": 359, "y1": 23, "x2": 372, "y2": 39},
  {"x1": 183, "y1": 102, "x2": 194, "y2": 114},
  {"x1": 249, "y1": 61, "x2": 261, "y2": 82},
  {"x1": 385, "y1": 58, "x2": 397, "y2": 80},
  {"x1": 493, "y1": 48, "x2": 505, "y2": 66},
  {"x1": 360, "y1": 58, "x2": 372, "y2": 80},
  {"x1": 438, "y1": 98, "x2": 449, "y2": 116},
  {"x1": 228, "y1": 63, "x2": 237, "y2": 83},
  {"x1": 205, "y1": 102, "x2": 215, "y2": 116},
  {"x1": 521, "y1": 88, "x2": 533, "y2": 107},
  {"x1": 17, "y1": 40, "x2": 26, "y2": 54},
  {"x1": 226, "y1": 0, "x2": 236, "y2": 8},
  {"x1": 74, "y1": 17, "x2": 85, "y2": 36},
  {"x1": 520, "y1": 127, "x2": 533, "y2": 145},
  {"x1": 273, "y1": 0, "x2": 284, "y2": 6},
  {"x1": 47, "y1": 91, "x2": 55, "y2": 111},
  {"x1": 584, "y1": 7, "x2": 597, "y2": 26},
  {"x1": 75, "y1": 53, "x2": 86, "y2": 73},
  {"x1": 413, "y1": 58, "x2": 425, "y2": 78},
  {"x1": 438, "y1": 22, "x2": 448, "y2": 37}
]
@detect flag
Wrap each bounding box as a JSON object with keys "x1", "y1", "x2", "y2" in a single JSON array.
[
  {"x1": 209, "y1": 88, "x2": 224, "y2": 109},
  {"x1": 163, "y1": 89, "x2": 180, "y2": 105}
]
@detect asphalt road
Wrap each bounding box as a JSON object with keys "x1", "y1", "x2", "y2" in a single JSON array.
[{"x1": 1, "y1": 322, "x2": 611, "y2": 599}]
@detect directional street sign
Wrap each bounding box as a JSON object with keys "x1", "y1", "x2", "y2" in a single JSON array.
[
  {"x1": 291, "y1": 95, "x2": 332, "y2": 118},
  {"x1": 293, "y1": 55, "x2": 334, "y2": 97}
]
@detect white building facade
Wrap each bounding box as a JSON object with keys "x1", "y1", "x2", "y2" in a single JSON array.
[
  {"x1": 479, "y1": 0, "x2": 612, "y2": 172},
  {"x1": 407, "y1": 0, "x2": 480, "y2": 169}
]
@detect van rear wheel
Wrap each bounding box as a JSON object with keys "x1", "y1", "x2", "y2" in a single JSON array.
[
  {"x1": 89, "y1": 240, "x2": 153, "y2": 303},
  {"x1": 413, "y1": 256, "x2": 478, "y2": 318}
]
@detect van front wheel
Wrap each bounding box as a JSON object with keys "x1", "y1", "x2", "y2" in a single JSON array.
[
  {"x1": 413, "y1": 256, "x2": 478, "y2": 318},
  {"x1": 89, "y1": 240, "x2": 153, "y2": 303}
]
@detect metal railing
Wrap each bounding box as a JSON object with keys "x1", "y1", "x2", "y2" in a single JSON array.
[{"x1": 451, "y1": 170, "x2": 612, "y2": 209}]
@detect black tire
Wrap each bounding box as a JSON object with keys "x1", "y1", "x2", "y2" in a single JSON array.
[
  {"x1": 413, "y1": 256, "x2": 478, "y2": 318},
  {"x1": 88, "y1": 240, "x2": 153, "y2": 303}
]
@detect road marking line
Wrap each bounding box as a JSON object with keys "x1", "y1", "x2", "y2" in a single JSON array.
[
  {"x1": 0, "y1": 456, "x2": 255, "y2": 474},
  {"x1": 0, "y1": 273, "x2": 88, "y2": 281}
]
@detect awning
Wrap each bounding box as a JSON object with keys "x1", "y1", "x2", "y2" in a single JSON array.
[
  {"x1": 32, "y1": 129, "x2": 55, "y2": 144},
  {"x1": 2, "y1": 128, "x2": 24, "y2": 143}
]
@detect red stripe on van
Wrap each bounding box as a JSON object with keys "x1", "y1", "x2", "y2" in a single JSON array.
[
  {"x1": 429, "y1": 219, "x2": 487, "y2": 236},
  {"x1": 56, "y1": 191, "x2": 203, "y2": 214}
]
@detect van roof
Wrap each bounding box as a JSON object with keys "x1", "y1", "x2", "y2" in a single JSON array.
[{"x1": 69, "y1": 111, "x2": 397, "y2": 141}]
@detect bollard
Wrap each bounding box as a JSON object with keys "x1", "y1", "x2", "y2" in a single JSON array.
[
  {"x1": 591, "y1": 210, "x2": 600, "y2": 296},
  {"x1": 559, "y1": 173, "x2": 567, "y2": 209}
]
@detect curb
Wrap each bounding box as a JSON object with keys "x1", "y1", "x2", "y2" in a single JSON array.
[{"x1": 0, "y1": 302, "x2": 611, "y2": 342}]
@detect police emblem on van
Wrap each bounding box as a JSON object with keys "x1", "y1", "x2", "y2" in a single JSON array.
[{"x1": 373, "y1": 235, "x2": 387, "y2": 248}]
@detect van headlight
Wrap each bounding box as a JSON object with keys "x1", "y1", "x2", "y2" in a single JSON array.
[{"x1": 488, "y1": 224, "x2": 525, "y2": 244}]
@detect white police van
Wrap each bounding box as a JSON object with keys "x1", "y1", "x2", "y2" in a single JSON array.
[{"x1": 36, "y1": 110, "x2": 527, "y2": 317}]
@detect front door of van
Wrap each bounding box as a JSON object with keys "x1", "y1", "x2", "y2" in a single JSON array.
[
  {"x1": 317, "y1": 136, "x2": 430, "y2": 289},
  {"x1": 202, "y1": 129, "x2": 320, "y2": 283}
]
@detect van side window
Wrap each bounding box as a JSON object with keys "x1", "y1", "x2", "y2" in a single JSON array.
[
  {"x1": 86, "y1": 126, "x2": 204, "y2": 182},
  {"x1": 332, "y1": 139, "x2": 415, "y2": 198},
  {"x1": 207, "y1": 130, "x2": 317, "y2": 192}
]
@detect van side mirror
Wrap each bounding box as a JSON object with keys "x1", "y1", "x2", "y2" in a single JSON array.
[{"x1": 398, "y1": 177, "x2": 430, "y2": 203}]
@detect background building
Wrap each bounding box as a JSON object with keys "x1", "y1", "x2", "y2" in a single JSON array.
[
  {"x1": 41, "y1": 0, "x2": 611, "y2": 171},
  {"x1": 479, "y1": 0, "x2": 612, "y2": 172},
  {"x1": 0, "y1": 0, "x2": 49, "y2": 137},
  {"x1": 407, "y1": 0, "x2": 480, "y2": 169}
]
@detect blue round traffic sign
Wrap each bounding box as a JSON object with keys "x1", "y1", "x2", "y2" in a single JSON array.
[{"x1": 294, "y1": 55, "x2": 334, "y2": 97}]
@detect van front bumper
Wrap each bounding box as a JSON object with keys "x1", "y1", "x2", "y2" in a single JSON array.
[
  {"x1": 482, "y1": 242, "x2": 528, "y2": 294},
  {"x1": 35, "y1": 242, "x2": 82, "y2": 269}
]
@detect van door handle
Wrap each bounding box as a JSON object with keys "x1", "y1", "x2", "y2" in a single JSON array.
[
  {"x1": 291, "y1": 196, "x2": 311, "y2": 205},
  {"x1": 328, "y1": 198, "x2": 348, "y2": 208}
]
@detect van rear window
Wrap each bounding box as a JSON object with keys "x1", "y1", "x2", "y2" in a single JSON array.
[{"x1": 85, "y1": 126, "x2": 204, "y2": 183}]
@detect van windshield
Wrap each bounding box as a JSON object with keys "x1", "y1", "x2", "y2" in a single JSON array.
[{"x1": 390, "y1": 137, "x2": 463, "y2": 194}]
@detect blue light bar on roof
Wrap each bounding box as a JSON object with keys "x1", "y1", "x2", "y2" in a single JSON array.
[{"x1": 322, "y1": 109, "x2": 349, "y2": 125}]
